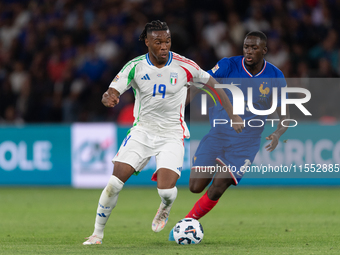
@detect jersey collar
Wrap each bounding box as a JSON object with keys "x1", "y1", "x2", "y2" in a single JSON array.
[
  {"x1": 146, "y1": 52, "x2": 173, "y2": 67},
  {"x1": 242, "y1": 57, "x2": 267, "y2": 77}
]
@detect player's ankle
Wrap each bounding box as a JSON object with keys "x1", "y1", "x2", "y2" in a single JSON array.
[
  {"x1": 92, "y1": 230, "x2": 104, "y2": 239},
  {"x1": 158, "y1": 187, "x2": 177, "y2": 206}
]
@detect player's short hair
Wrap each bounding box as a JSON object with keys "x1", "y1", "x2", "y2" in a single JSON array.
[
  {"x1": 245, "y1": 31, "x2": 267, "y2": 45},
  {"x1": 139, "y1": 20, "x2": 169, "y2": 41}
]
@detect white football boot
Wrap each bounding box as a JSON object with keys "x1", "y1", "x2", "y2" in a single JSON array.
[
  {"x1": 83, "y1": 235, "x2": 103, "y2": 245},
  {"x1": 152, "y1": 202, "x2": 172, "y2": 232}
]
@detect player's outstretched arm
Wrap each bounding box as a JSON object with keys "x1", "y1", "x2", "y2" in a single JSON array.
[
  {"x1": 265, "y1": 105, "x2": 290, "y2": 152},
  {"x1": 185, "y1": 86, "x2": 201, "y2": 106},
  {"x1": 206, "y1": 76, "x2": 244, "y2": 133},
  {"x1": 102, "y1": 87, "x2": 120, "y2": 107}
]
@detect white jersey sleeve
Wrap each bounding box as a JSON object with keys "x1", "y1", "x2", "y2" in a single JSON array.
[
  {"x1": 171, "y1": 53, "x2": 210, "y2": 84},
  {"x1": 109, "y1": 55, "x2": 145, "y2": 95}
]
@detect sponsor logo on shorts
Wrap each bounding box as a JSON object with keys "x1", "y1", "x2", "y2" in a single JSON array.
[
  {"x1": 123, "y1": 135, "x2": 131, "y2": 147},
  {"x1": 238, "y1": 159, "x2": 251, "y2": 176}
]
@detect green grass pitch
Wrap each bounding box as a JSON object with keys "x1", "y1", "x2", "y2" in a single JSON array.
[{"x1": 0, "y1": 187, "x2": 339, "y2": 254}]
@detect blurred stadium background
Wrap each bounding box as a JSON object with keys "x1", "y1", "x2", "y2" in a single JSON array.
[{"x1": 0, "y1": 0, "x2": 339, "y2": 187}]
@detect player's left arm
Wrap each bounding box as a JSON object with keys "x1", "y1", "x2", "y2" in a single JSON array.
[{"x1": 265, "y1": 105, "x2": 290, "y2": 152}]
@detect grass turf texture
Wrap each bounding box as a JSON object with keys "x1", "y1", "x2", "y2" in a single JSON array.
[{"x1": 0, "y1": 187, "x2": 339, "y2": 255}]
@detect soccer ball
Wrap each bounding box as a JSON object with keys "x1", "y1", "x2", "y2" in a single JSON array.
[{"x1": 173, "y1": 218, "x2": 204, "y2": 245}]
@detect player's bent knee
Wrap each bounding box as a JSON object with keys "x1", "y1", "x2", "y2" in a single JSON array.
[
  {"x1": 189, "y1": 180, "x2": 206, "y2": 193},
  {"x1": 189, "y1": 184, "x2": 204, "y2": 194},
  {"x1": 112, "y1": 162, "x2": 135, "y2": 183}
]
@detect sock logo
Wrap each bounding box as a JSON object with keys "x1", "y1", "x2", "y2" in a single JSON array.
[
  {"x1": 97, "y1": 213, "x2": 107, "y2": 217},
  {"x1": 98, "y1": 203, "x2": 110, "y2": 209}
]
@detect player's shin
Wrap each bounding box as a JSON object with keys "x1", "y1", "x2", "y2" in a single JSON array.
[
  {"x1": 185, "y1": 191, "x2": 219, "y2": 220},
  {"x1": 93, "y1": 175, "x2": 124, "y2": 238}
]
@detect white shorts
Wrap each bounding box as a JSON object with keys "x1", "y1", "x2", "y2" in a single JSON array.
[{"x1": 112, "y1": 128, "x2": 184, "y2": 177}]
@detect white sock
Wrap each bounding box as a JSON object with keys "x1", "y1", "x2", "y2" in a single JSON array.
[
  {"x1": 157, "y1": 187, "x2": 177, "y2": 208},
  {"x1": 92, "y1": 175, "x2": 124, "y2": 238}
]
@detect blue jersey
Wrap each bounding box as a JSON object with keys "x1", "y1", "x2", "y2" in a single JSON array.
[{"x1": 207, "y1": 56, "x2": 287, "y2": 138}]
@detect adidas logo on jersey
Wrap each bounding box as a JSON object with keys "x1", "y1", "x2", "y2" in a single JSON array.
[{"x1": 141, "y1": 74, "x2": 150, "y2": 80}]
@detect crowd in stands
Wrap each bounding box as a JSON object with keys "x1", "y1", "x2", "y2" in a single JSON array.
[{"x1": 0, "y1": 0, "x2": 339, "y2": 124}]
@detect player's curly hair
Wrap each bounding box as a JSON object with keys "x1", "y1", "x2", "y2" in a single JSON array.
[{"x1": 139, "y1": 20, "x2": 169, "y2": 41}]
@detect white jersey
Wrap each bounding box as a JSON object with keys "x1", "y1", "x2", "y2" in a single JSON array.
[{"x1": 109, "y1": 51, "x2": 210, "y2": 139}]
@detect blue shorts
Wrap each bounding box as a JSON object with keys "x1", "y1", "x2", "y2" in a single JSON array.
[{"x1": 192, "y1": 133, "x2": 261, "y2": 185}]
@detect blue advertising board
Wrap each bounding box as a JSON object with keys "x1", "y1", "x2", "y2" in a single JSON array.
[
  {"x1": 241, "y1": 122, "x2": 340, "y2": 185},
  {"x1": 0, "y1": 123, "x2": 339, "y2": 187},
  {"x1": 0, "y1": 125, "x2": 71, "y2": 185}
]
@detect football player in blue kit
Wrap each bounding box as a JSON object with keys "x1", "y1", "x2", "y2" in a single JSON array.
[{"x1": 170, "y1": 31, "x2": 291, "y2": 240}]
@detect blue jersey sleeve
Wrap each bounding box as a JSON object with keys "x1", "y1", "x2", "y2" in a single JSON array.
[{"x1": 207, "y1": 58, "x2": 230, "y2": 78}]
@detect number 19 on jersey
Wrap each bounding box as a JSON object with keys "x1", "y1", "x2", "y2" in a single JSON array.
[{"x1": 153, "y1": 84, "x2": 166, "y2": 98}]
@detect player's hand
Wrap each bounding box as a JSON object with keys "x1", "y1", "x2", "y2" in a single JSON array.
[
  {"x1": 265, "y1": 133, "x2": 279, "y2": 152},
  {"x1": 231, "y1": 115, "x2": 244, "y2": 133},
  {"x1": 102, "y1": 91, "x2": 119, "y2": 107}
]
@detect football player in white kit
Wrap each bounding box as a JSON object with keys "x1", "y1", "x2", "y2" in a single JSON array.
[{"x1": 83, "y1": 20, "x2": 243, "y2": 245}]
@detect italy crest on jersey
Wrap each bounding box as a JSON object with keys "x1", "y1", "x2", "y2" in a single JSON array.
[{"x1": 170, "y1": 72, "x2": 178, "y2": 85}]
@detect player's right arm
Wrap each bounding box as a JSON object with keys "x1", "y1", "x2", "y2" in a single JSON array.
[
  {"x1": 102, "y1": 88, "x2": 120, "y2": 107},
  {"x1": 103, "y1": 58, "x2": 139, "y2": 107},
  {"x1": 205, "y1": 76, "x2": 244, "y2": 133}
]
